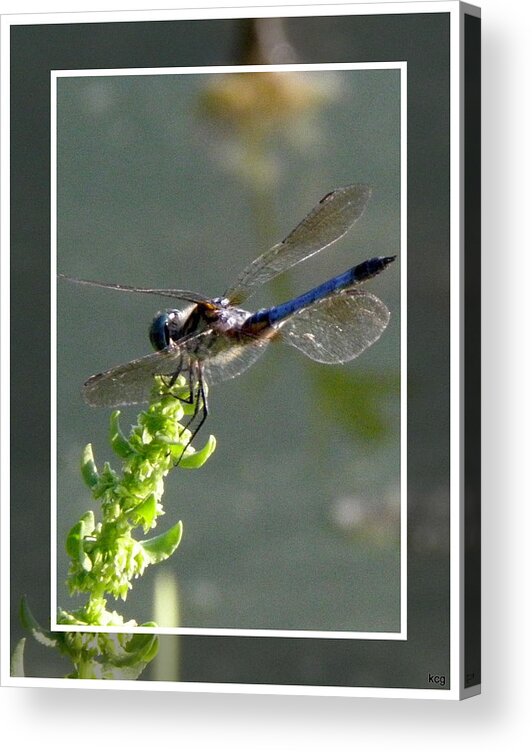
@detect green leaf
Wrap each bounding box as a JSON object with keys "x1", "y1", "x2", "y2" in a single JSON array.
[
  {"x1": 109, "y1": 411, "x2": 135, "y2": 458},
  {"x1": 10, "y1": 638, "x2": 26, "y2": 677},
  {"x1": 81, "y1": 444, "x2": 99, "y2": 488},
  {"x1": 65, "y1": 511, "x2": 95, "y2": 572},
  {"x1": 179, "y1": 434, "x2": 217, "y2": 468},
  {"x1": 139, "y1": 520, "x2": 183, "y2": 564},
  {"x1": 19, "y1": 597, "x2": 58, "y2": 648},
  {"x1": 131, "y1": 493, "x2": 158, "y2": 532},
  {"x1": 107, "y1": 633, "x2": 159, "y2": 668},
  {"x1": 99, "y1": 660, "x2": 153, "y2": 681},
  {"x1": 132, "y1": 634, "x2": 159, "y2": 664}
]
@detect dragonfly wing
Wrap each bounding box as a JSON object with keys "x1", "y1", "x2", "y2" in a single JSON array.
[
  {"x1": 59, "y1": 274, "x2": 208, "y2": 304},
  {"x1": 225, "y1": 184, "x2": 372, "y2": 304},
  {"x1": 277, "y1": 290, "x2": 391, "y2": 364},
  {"x1": 83, "y1": 329, "x2": 270, "y2": 407},
  {"x1": 201, "y1": 333, "x2": 271, "y2": 385},
  {"x1": 82, "y1": 347, "x2": 191, "y2": 407}
]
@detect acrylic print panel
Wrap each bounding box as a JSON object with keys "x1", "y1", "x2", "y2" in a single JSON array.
[
  {"x1": 4, "y1": 3, "x2": 480, "y2": 698},
  {"x1": 54, "y1": 64, "x2": 403, "y2": 637}
]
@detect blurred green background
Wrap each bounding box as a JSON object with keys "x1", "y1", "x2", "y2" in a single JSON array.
[{"x1": 56, "y1": 65, "x2": 401, "y2": 634}]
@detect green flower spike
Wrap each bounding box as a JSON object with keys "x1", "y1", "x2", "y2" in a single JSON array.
[{"x1": 14, "y1": 375, "x2": 216, "y2": 680}]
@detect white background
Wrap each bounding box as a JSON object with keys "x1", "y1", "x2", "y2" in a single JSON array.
[{"x1": 1, "y1": 0, "x2": 531, "y2": 749}]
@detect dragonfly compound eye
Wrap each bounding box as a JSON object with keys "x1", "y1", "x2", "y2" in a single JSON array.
[{"x1": 149, "y1": 312, "x2": 171, "y2": 351}]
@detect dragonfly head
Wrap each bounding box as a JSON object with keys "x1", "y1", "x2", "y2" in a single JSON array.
[{"x1": 149, "y1": 309, "x2": 190, "y2": 351}]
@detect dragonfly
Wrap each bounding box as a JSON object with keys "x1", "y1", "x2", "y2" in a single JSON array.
[{"x1": 60, "y1": 184, "x2": 396, "y2": 452}]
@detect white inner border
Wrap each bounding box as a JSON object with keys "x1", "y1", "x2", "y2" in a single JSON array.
[
  {"x1": 50, "y1": 60, "x2": 408, "y2": 642},
  {"x1": 0, "y1": 0, "x2": 480, "y2": 700}
]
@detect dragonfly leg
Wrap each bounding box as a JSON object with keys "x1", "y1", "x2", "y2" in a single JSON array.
[
  {"x1": 174, "y1": 362, "x2": 209, "y2": 466},
  {"x1": 162, "y1": 354, "x2": 196, "y2": 406},
  {"x1": 184, "y1": 365, "x2": 197, "y2": 406}
]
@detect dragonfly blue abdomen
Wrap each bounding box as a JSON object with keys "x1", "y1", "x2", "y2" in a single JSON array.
[{"x1": 245, "y1": 255, "x2": 396, "y2": 330}]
